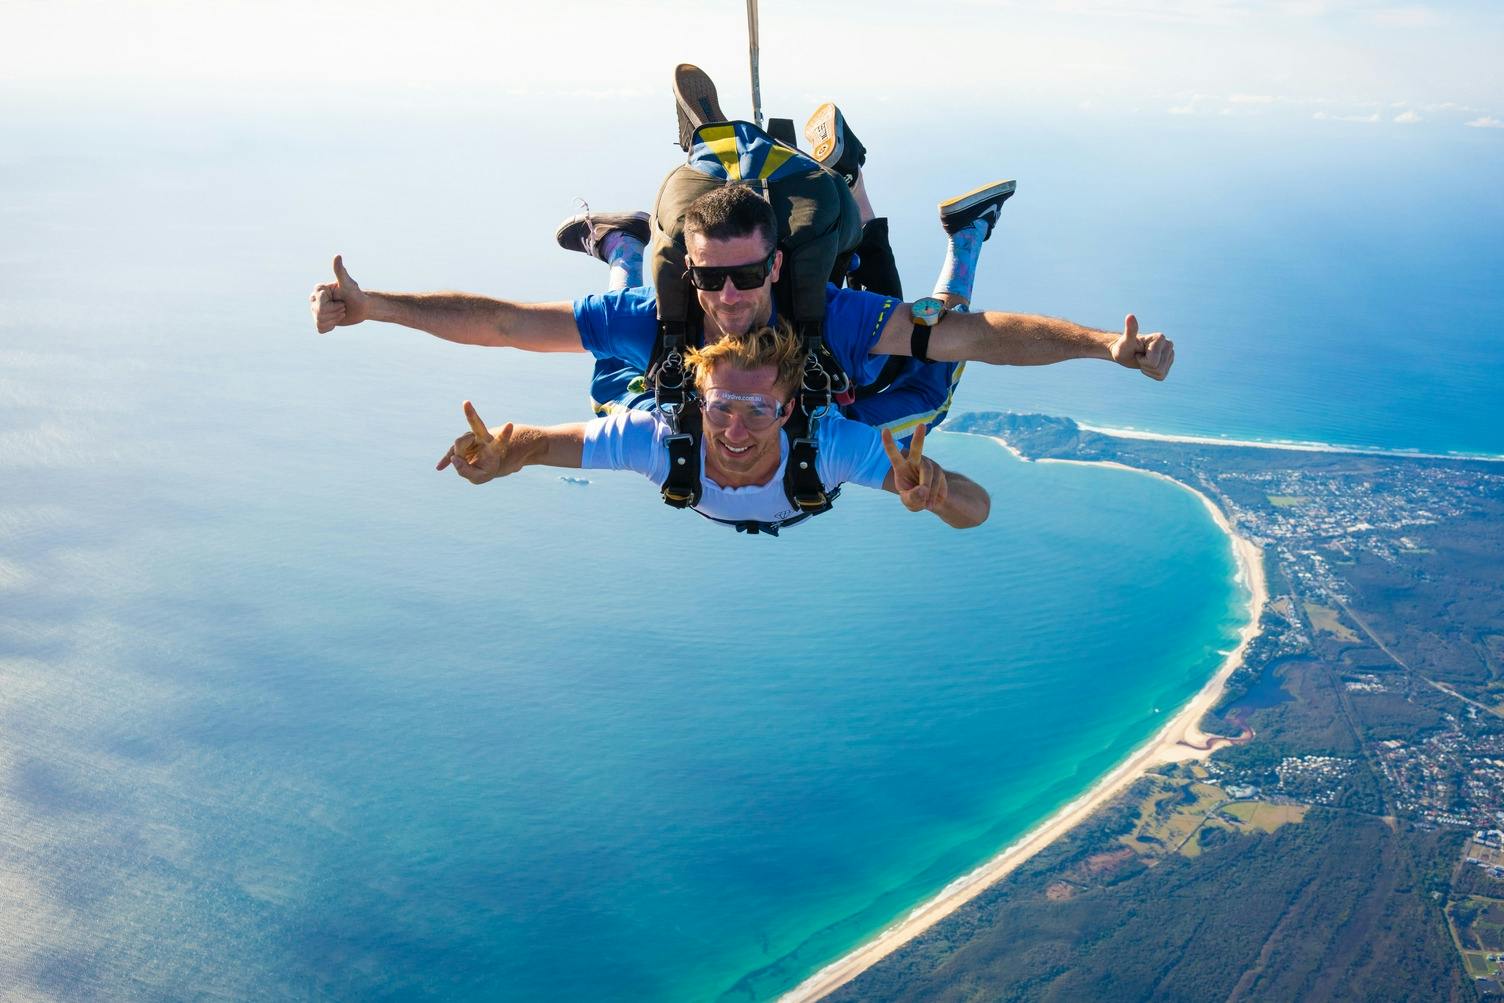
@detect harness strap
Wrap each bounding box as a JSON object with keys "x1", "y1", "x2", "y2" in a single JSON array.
[
  {"x1": 853, "y1": 353, "x2": 908, "y2": 402},
  {"x1": 692, "y1": 485, "x2": 844, "y2": 536},
  {"x1": 649, "y1": 287, "x2": 702, "y2": 512},
  {"x1": 659, "y1": 405, "x2": 703, "y2": 508},
  {"x1": 779, "y1": 384, "x2": 836, "y2": 515},
  {"x1": 650, "y1": 323, "x2": 690, "y2": 409},
  {"x1": 784, "y1": 434, "x2": 831, "y2": 513}
]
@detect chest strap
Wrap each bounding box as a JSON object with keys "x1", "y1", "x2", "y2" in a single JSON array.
[{"x1": 693, "y1": 486, "x2": 844, "y2": 537}]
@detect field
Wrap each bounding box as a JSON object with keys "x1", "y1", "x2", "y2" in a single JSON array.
[
  {"x1": 1469, "y1": 841, "x2": 1504, "y2": 868},
  {"x1": 1303, "y1": 601, "x2": 1361, "y2": 643},
  {"x1": 1121, "y1": 780, "x2": 1304, "y2": 860},
  {"x1": 1449, "y1": 894, "x2": 1504, "y2": 986},
  {"x1": 1222, "y1": 801, "x2": 1309, "y2": 832}
]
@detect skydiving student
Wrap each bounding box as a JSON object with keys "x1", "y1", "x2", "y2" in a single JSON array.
[
  {"x1": 437, "y1": 323, "x2": 991, "y2": 534},
  {"x1": 554, "y1": 65, "x2": 1006, "y2": 439}
]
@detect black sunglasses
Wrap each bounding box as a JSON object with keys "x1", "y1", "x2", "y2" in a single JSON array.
[{"x1": 684, "y1": 253, "x2": 776, "y2": 291}]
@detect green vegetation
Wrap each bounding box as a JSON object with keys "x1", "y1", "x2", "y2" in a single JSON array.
[
  {"x1": 1348, "y1": 689, "x2": 1450, "y2": 741},
  {"x1": 833, "y1": 811, "x2": 1467, "y2": 1002},
  {"x1": 872, "y1": 414, "x2": 1504, "y2": 1000}
]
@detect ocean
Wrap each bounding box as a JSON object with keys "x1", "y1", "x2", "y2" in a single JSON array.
[{"x1": 1, "y1": 94, "x2": 1498, "y2": 999}]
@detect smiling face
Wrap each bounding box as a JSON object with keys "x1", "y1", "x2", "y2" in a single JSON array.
[
  {"x1": 697, "y1": 362, "x2": 795, "y2": 486},
  {"x1": 685, "y1": 230, "x2": 783, "y2": 341}
]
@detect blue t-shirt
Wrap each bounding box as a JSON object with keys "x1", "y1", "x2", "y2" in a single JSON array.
[{"x1": 573, "y1": 284, "x2": 899, "y2": 387}]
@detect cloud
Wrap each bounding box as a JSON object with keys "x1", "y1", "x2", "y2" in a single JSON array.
[
  {"x1": 1161, "y1": 90, "x2": 1471, "y2": 122},
  {"x1": 1465, "y1": 116, "x2": 1504, "y2": 129},
  {"x1": 1313, "y1": 111, "x2": 1380, "y2": 123},
  {"x1": 1165, "y1": 91, "x2": 1282, "y2": 117},
  {"x1": 1166, "y1": 92, "x2": 1216, "y2": 115},
  {"x1": 1371, "y1": 5, "x2": 1442, "y2": 28}
]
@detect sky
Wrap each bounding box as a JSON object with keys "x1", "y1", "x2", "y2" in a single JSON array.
[
  {"x1": 3, "y1": 0, "x2": 1501, "y2": 130},
  {"x1": 3, "y1": 0, "x2": 1501, "y2": 457}
]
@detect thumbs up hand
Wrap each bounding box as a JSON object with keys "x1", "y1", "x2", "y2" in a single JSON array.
[
  {"x1": 309, "y1": 254, "x2": 371, "y2": 333},
  {"x1": 1109, "y1": 314, "x2": 1175, "y2": 381}
]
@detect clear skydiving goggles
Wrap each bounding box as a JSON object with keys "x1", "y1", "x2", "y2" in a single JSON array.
[
  {"x1": 684, "y1": 253, "x2": 777, "y2": 291},
  {"x1": 698, "y1": 388, "x2": 790, "y2": 431}
]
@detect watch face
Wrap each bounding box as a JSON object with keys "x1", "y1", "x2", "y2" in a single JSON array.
[{"x1": 912, "y1": 297, "x2": 945, "y2": 327}]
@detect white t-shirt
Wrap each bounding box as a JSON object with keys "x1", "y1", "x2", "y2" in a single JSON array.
[{"x1": 580, "y1": 410, "x2": 892, "y2": 527}]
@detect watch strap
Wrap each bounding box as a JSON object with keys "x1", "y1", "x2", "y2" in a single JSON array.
[{"x1": 911, "y1": 324, "x2": 933, "y2": 364}]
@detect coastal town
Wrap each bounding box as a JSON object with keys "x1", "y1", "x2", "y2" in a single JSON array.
[
  {"x1": 1185, "y1": 445, "x2": 1504, "y2": 832},
  {"x1": 821, "y1": 413, "x2": 1504, "y2": 1002}
]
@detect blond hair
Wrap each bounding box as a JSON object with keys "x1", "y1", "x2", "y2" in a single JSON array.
[{"x1": 686, "y1": 321, "x2": 805, "y2": 397}]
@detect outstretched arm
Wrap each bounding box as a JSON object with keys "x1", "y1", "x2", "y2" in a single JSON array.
[
  {"x1": 437, "y1": 402, "x2": 587, "y2": 484},
  {"x1": 311, "y1": 256, "x2": 584, "y2": 353},
  {"x1": 880, "y1": 426, "x2": 991, "y2": 529},
  {"x1": 872, "y1": 309, "x2": 1174, "y2": 381}
]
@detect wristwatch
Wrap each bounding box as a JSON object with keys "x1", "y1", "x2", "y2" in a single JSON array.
[{"x1": 910, "y1": 296, "x2": 947, "y2": 363}]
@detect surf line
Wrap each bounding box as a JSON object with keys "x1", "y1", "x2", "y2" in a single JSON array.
[
  {"x1": 1076, "y1": 422, "x2": 1504, "y2": 464},
  {"x1": 780, "y1": 433, "x2": 1268, "y2": 1003}
]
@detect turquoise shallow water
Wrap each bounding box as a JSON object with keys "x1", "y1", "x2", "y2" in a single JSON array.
[
  {"x1": 1, "y1": 347, "x2": 1245, "y2": 998},
  {"x1": 0, "y1": 99, "x2": 1494, "y2": 998}
]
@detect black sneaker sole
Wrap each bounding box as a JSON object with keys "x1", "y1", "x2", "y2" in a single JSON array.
[
  {"x1": 939, "y1": 180, "x2": 1017, "y2": 239},
  {"x1": 674, "y1": 64, "x2": 726, "y2": 151}
]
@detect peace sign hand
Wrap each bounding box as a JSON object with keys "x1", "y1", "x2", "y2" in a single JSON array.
[
  {"x1": 436, "y1": 401, "x2": 518, "y2": 484},
  {"x1": 881, "y1": 424, "x2": 949, "y2": 513}
]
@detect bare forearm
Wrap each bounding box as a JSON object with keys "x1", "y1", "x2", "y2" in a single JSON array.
[
  {"x1": 933, "y1": 471, "x2": 991, "y2": 528},
  {"x1": 367, "y1": 292, "x2": 582, "y2": 352},
  {"x1": 935, "y1": 311, "x2": 1114, "y2": 366},
  {"x1": 499, "y1": 423, "x2": 588, "y2": 469}
]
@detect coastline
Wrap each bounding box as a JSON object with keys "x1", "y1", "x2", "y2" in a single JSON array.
[
  {"x1": 780, "y1": 435, "x2": 1269, "y2": 1003},
  {"x1": 1076, "y1": 422, "x2": 1504, "y2": 464}
]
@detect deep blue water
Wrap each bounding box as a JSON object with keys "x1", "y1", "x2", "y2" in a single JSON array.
[{"x1": 0, "y1": 96, "x2": 1497, "y2": 999}]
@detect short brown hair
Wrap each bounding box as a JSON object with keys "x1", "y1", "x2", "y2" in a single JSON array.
[
  {"x1": 687, "y1": 321, "x2": 805, "y2": 398},
  {"x1": 682, "y1": 184, "x2": 777, "y2": 253}
]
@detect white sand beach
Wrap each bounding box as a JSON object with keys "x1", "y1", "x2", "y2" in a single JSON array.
[
  {"x1": 781, "y1": 437, "x2": 1269, "y2": 1002},
  {"x1": 1077, "y1": 422, "x2": 1504, "y2": 463}
]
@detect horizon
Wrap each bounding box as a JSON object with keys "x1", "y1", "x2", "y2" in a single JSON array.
[{"x1": 5, "y1": 1, "x2": 1503, "y2": 130}]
